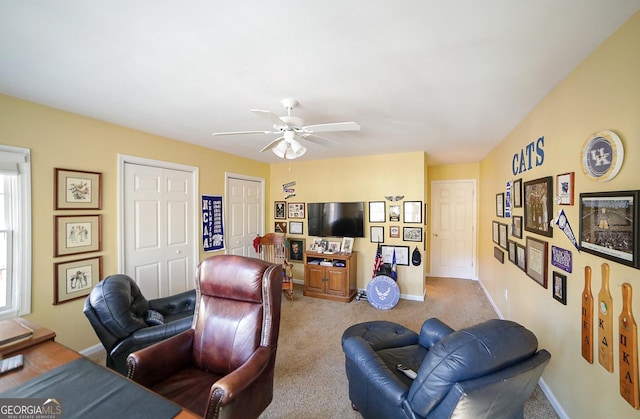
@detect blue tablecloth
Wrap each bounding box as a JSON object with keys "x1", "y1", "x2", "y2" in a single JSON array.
[{"x1": 0, "y1": 357, "x2": 182, "y2": 419}]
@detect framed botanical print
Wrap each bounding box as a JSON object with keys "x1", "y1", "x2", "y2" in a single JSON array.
[
  {"x1": 54, "y1": 256, "x2": 102, "y2": 304},
  {"x1": 54, "y1": 215, "x2": 102, "y2": 257},
  {"x1": 524, "y1": 176, "x2": 553, "y2": 237},
  {"x1": 55, "y1": 168, "x2": 102, "y2": 210}
]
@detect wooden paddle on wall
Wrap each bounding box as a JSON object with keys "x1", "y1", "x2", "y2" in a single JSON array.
[
  {"x1": 619, "y1": 282, "x2": 640, "y2": 409},
  {"x1": 598, "y1": 263, "x2": 614, "y2": 372},
  {"x1": 582, "y1": 265, "x2": 594, "y2": 363}
]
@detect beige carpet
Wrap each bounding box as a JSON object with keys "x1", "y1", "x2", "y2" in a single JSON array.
[{"x1": 87, "y1": 277, "x2": 558, "y2": 418}]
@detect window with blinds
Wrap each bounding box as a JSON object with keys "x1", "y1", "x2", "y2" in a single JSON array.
[{"x1": 0, "y1": 146, "x2": 31, "y2": 319}]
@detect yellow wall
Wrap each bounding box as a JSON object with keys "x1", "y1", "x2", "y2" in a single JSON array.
[
  {"x1": 269, "y1": 152, "x2": 427, "y2": 298},
  {"x1": 0, "y1": 94, "x2": 270, "y2": 351},
  {"x1": 1, "y1": 10, "x2": 638, "y2": 417},
  {"x1": 478, "y1": 12, "x2": 640, "y2": 418}
]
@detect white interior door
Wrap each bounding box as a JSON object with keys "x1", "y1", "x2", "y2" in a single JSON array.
[
  {"x1": 122, "y1": 160, "x2": 197, "y2": 299},
  {"x1": 430, "y1": 180, "x2": 477, "y2": 279},
  {"x1": 226, "y1": 175, "x2": 263, "y2": 256}
]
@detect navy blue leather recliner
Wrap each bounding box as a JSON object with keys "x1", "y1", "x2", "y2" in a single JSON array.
[
  {"x1": 84, "y1": 274, "x2": 196, "y2": 375},
  {"x1": 341, "y1": 318, "x2": 551, "y2": 419}
]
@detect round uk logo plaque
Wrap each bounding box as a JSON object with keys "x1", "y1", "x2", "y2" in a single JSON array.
[
  {"x1": 366, "y1": 275, "x2": 400, "y2": 310},
  {"x1": 580, "y1": 130, "x2": 624, "y2": 182}
]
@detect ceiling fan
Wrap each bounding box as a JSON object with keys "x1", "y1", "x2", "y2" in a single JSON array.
[{"x1": 211, "y1": 99, "x2": 360, "y2": 159}]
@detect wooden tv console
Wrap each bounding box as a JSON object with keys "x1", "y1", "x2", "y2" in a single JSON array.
[{"x1": 303, "y1": 251, "x2": 357, "y2": 303}]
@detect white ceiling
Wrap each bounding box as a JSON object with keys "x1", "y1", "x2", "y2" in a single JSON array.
[{"x1": 1, "y1": 1, "x2": 639, "y2": 164}]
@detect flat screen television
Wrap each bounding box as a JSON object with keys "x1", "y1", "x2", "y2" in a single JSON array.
[{"x1": 307, "y1": 202, "x2": 365, "y2": 238}]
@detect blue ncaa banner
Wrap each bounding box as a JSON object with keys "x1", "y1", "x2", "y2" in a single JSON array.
[{"x1": 202, "y1": 195, "x2": 224, "y2": 252}]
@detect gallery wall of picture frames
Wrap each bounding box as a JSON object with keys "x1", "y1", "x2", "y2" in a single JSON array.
[{"x1": 53, "y1": 168, "x2": 104, "y2": 305}]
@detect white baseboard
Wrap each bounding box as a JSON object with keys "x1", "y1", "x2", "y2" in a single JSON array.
[
  {"x1": 476, "y1": 278, "x2": 567, "y2": 419},
  {"x1": 79, "y1": 343, "x2": 104, "y2": 357}
]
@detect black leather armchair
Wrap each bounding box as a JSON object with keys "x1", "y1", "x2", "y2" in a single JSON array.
[
  {"x1": 83, "y1": 274, "x2": 196, "y2": 375},
  {"x1": 342, "y1": 318, "x2": 551, "y2": 419}
]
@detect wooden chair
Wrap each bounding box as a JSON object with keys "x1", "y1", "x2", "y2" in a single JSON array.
[{"x1": 257, "y1": 233, "x2": 294, "y2": 300}]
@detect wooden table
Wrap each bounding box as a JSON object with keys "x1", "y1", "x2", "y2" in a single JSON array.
[
  {"x1": 0, "y1": 317, "x2": 56, "y2": 357},
  {"x1": 0, "y1": 322, "x2": 199, "y2": 418}
]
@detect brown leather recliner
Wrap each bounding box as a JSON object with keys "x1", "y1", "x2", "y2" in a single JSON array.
[{"x1": 127, "y1": 255, "x2": 283, "y2": 419}]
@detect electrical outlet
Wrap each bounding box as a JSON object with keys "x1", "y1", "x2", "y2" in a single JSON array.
[{"x1": 504, "y1": 289, "x2": 508, "y2": 300}]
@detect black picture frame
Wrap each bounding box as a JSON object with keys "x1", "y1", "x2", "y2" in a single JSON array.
[
  {"x1": 498, "y1": 222, "x2": 508, "y2": 250},
  {"x1": 492, "y1": 221, "x2": 500, "y2": 245},
  {"x1": 496, "y1": 193, "x2": 505, "y2": 217},
  {"x1": 508, "y1": 240, "x2": 517, "y2": 264},
  {"x1": 368, "y1": 201, "x2": 386, "y2": 223},
  {"x1": 524, "y1": 176, "x2": 553, "y2": 237},
  {"x1": 274, "y1": 201, "x2": 286, "y2": 219},
  {"x1": 403, "y1": 226, "x2": 422, "y2": 242},
  {"x1": 288, "y1": 238, "x2": 305, "y2": 262},
  {"x1": 552, "y1": 271, "x2": 567, "y2": 305},
  {"x1": 494, "y1": 247, "x2": 504, "y2": 264},
  {"x1": 370, "y1": 226, "x2": 384, "y2": 243},
  {"x1": 380, "y1": 245, "x2": 409, "y2": 266},
  {"x1": 579, "y1": 190, "x2": 639, "y2": 268},
  {"x1": 516, "y1": 242, "x2": 526, "y2": 272},
  {"x1": 403, "y1": 201, "x2": 422, "y2": 223},
  {"x1": 526, "y1": 236, "x2": 548, "y2": 288},
  {"x1": 511, "y1": 215, "x2": 523, "y2": 239},
  {"x1": 513, "y1": 178, "x2": 523, "y2": 208}
]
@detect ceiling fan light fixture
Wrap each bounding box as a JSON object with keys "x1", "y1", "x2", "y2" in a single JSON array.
[
  {"x1": 272, "y1": 141, "x2": 289, "y2": 159},
  {"x1": 288, "y1": 140, "x2": 307, "y2": 159}
]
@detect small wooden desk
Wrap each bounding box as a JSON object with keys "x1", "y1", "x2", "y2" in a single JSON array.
[
  {"x1": 0, "y1": 318, "x2": 56, "y2": 357},
  {"x1": 0, "y1": 328, "x2": 199, "y2": 418}
]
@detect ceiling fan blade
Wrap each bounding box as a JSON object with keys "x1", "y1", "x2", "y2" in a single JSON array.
[
  {"x1": 212, "y1": 130, "x2": 272, "y2": 136},
  {"x1": 302, "y1": 121, "x2": 360, "y2": 133},
  {"x1": 300, "y1": 133, "x2": 341, "y2": 148},
  {"x1": 259, "y1": 137, "x2": 285, "y2": 153},
  {"x1": 251, "y1": 109, "x2": 288, "y2": 128}
]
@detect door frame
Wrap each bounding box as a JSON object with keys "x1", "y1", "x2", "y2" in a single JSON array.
[
  {"x1": 224, "y1": 172, "x2": 266, "y2": 253},
  {"x1": 429, "y1": 179, "x2": 478, "y2": 280},
  {"x1": 117, "y1": 154, "x2": 200, "y2": 273}
]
